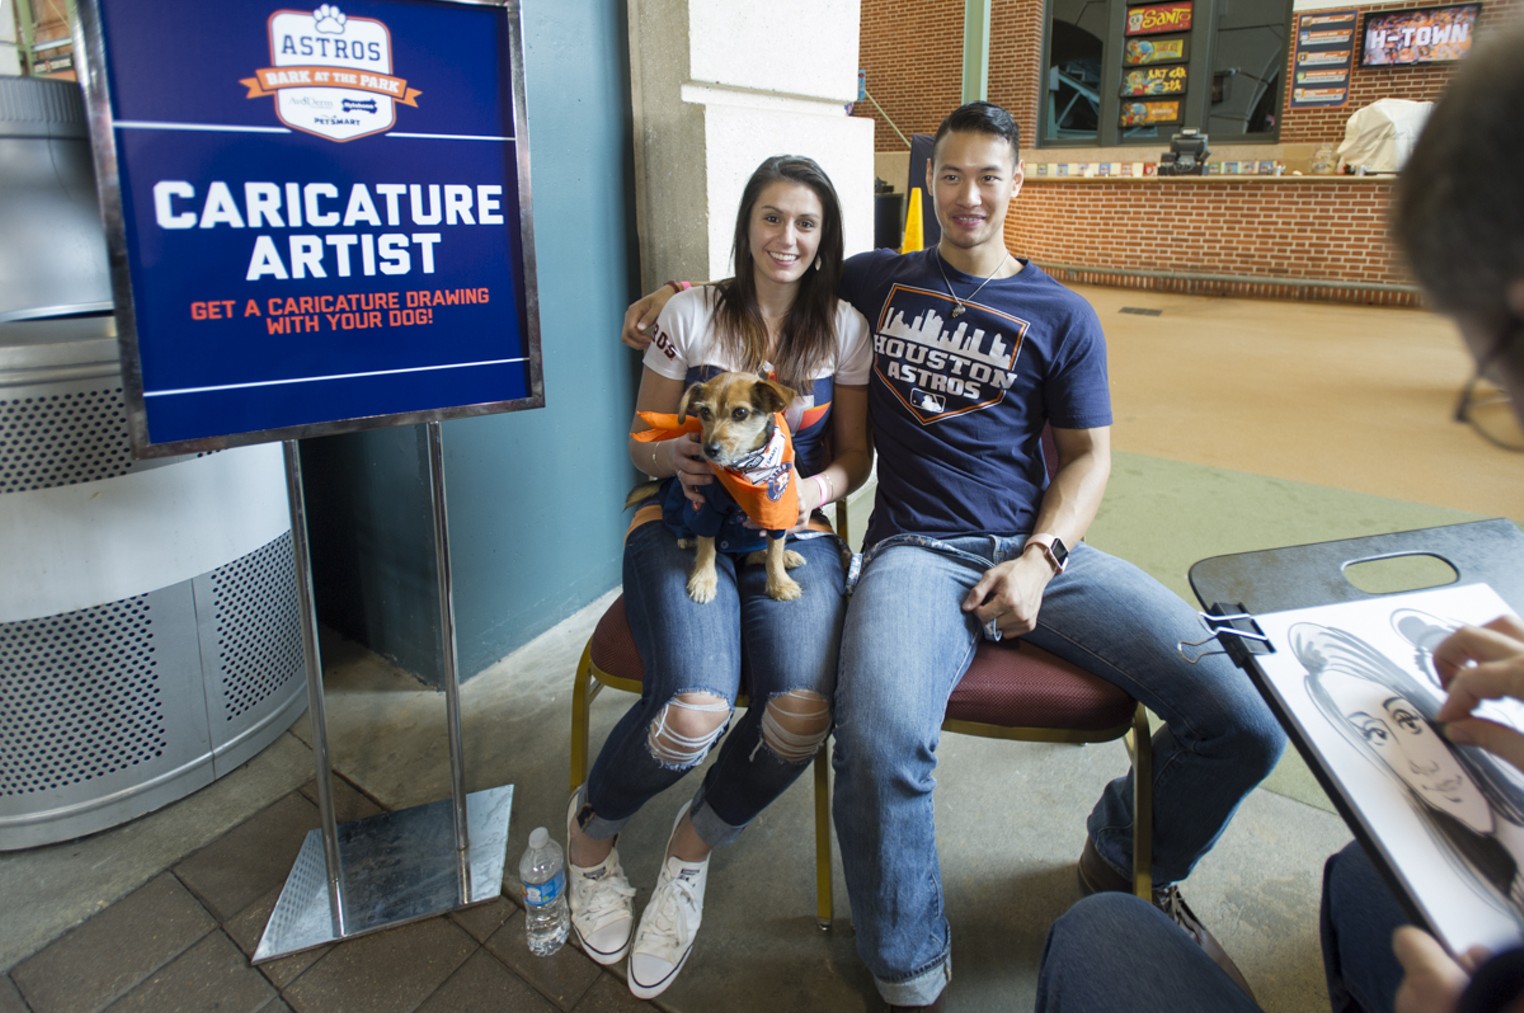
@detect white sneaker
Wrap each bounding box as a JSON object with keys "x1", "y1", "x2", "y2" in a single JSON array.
[
  {"x1": 627, "y1": 804, "x2": 709, "y2": 1000},
  {"x1": 566, "y1": 792, "x2": 636, "y2": 965}
]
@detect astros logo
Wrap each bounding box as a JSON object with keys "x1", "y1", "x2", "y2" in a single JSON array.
[
  {"x1": 872, "y1": 284, "x2": 1026, "y2": 424},
  {"x1": 240, "y1": 5, "x2": 422, "y2": 143}
]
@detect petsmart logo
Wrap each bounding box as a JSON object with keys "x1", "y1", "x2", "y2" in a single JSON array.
[{"x1": 241, "y1": 5, "x2": 422, "y2": 142}]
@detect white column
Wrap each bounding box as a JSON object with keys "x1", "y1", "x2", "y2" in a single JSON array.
[
  {"x1": 628, "y1": 0, "x2": 875, "y2": 290},
  {"x1": 1, "y1": 0, "x2": 21, "y2": 77}
]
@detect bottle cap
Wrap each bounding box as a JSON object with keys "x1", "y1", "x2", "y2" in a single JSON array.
[{"x1": 529, "y1": 826, "x2": 549, "y2": 848}]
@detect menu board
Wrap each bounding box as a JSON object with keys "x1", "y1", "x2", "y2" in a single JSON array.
[
  {"x1": 1120, "y1": 3, "x2": 1192, "y2": 129},
  {"x1": 1126, "y1": 1, "x2": 1193, "y2": 37},
  {"x1": 1291, "y1": 8, "x2": 1357, "y2": 109},
  {"x1": 1120, "y1": 98, "x2": 1183, "y2": 126},
  {"x1": 1124, "y1": 35, "x2": 1190, "y2": 66},
  {"x1": 1121, "y1": 65, "x2": 1188, "y2": 96}
]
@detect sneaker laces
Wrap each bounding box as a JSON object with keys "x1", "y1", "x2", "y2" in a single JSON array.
[
  {"x1": 641, "y1": 867, "x2": 703, "y2": 961},
  {"x1": 571, "y1": 858, "x2": 635, "y2": 929}
]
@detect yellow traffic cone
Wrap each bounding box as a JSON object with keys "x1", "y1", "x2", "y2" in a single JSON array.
[{"x1": 900, "y1": 187, "x2": 924, "y2": 254}]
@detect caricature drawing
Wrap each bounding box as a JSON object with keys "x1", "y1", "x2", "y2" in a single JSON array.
[{"x1": 1292, "y1": 620, "x2": 1524, "y2": 916}]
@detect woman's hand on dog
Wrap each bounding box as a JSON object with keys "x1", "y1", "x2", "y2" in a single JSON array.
[
  {"x1": 792, "y1": 480, "x2": 819, "y2": 531},
  {"x1": 672, "y1": 434, "x2": 712, "y2": 508},
  {"x1": 734, "y1": 471, "x2": 824, "y2": 534}
]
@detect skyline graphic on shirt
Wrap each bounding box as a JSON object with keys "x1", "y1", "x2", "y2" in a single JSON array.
[
  {"x1": 872, "y1": 284, "x2": 1028, "y2": 423},
  {"x1": 878, "y1": 305, "x2": 1017, "y2": 371}
]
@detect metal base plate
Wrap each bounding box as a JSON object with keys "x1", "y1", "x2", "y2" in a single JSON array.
[{"x1": 253, "y1": 784, "x2": 513, "y2": 963}]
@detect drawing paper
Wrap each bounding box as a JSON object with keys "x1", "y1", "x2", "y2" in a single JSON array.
[{"x1": 1253, "y1": 582, "x2": 1524, "y2": 954}]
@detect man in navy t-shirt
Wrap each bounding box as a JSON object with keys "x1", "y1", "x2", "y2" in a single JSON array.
[{"x1": 622, "y1": 103, "x2": 1284, "y2": 1012}]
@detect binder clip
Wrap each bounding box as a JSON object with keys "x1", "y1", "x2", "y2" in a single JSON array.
[{"x1": 1178, "y1": 604, "x2": 1272, "y2": 667}]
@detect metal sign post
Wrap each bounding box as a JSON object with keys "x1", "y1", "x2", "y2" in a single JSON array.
[{"x1": 254, "y1": 427, "x2": 511, "y2": 961}]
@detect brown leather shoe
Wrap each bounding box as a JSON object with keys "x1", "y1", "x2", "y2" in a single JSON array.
[
  {"x1": 1076, "y1": 834, "x2": 1133, "y2": 894},
  {"x1": 1077, "y1": 837, "x2": 1257, "y2": 1002}
]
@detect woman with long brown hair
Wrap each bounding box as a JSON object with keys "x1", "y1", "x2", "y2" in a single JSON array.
[{"x1": 566, "y1": 154, "x2": 872, "y2": 1000}]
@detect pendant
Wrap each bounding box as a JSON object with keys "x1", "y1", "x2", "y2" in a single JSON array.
[{"x1": 951, "y1": 305, "x2": 965, "y2": 318}]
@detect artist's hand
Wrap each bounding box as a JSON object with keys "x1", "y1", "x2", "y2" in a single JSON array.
[
  {"x1": 962, "y1": 552, "x2": 1052, "y2": 639},
  {"x1": 1434, "y1": 615, "x2": 1524, "y2": 772},
  {"x1": 1392, "y1": 926, "x2": 1487, "y2": 1013},
  {"x1": 621, "y1": 286, "x2": 676, "y2": 351},
  {"x1": 670, "y1": 434, "x2": 711, "y2": 509}
]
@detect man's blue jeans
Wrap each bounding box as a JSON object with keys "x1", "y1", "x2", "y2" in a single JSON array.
[
  {"x1": 1321, "y1": 840, "x2": 1406, "y2": 1013},
  {"x1": 584, "y1": 521, "x2": 847, "y2": 847},
  {"x1": 831, "y1": 535, "x2": 1286, "y2": 1005},
  {"x1": 1036, "y1": 893, "x2": 1262, "y2": 1011}
]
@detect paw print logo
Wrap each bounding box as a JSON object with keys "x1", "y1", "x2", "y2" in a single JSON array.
[{"x1": 313, "y1": 4, "x2": 346, "y2": 33}]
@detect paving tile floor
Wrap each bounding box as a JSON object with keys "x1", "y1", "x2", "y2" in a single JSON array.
[{"x1": 3, "y1": 778, "x2": 641, "y2": 1013}]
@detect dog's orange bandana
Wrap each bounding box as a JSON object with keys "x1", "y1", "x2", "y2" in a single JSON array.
[{"x1": 632, "y1": 411, "x2": 799, "y2": 531}]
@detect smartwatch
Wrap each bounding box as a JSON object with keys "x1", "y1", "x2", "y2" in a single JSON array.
[{"x1": 1025, "y1": 534, "x2": 1069, "y2": 576}]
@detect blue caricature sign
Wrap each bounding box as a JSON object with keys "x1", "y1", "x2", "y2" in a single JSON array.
[{"x1": 77, "y1": 0, "x2": 541, "y2": 454}]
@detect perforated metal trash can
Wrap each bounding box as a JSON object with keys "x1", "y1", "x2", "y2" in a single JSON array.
[
  {"x1": 0, "y1": 76, "x2": 308, "y2": 851},
  {"x1": 0, "y1": 317, "x2": 308, "y2": 850}
]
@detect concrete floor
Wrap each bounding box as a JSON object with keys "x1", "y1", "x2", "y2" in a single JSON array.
[{"x1": 2, "y1": 289, "x2": 1516, "y2": 1012}]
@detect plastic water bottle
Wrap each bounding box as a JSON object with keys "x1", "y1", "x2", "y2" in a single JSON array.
[{"x1": 519, "y1": 826, "x2": 569, "y2": 956}]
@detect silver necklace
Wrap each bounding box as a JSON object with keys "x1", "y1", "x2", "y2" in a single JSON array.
[{"x1": 936, "y1": 251, "x2": 1012, "y2": 317}]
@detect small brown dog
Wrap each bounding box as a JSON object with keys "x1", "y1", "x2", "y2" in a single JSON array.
[{"x1": 628, "y1": 372, "x2": 805, "y2": 603}]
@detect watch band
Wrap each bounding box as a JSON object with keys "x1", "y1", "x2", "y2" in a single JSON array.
[{"x1": 1024, "y1": 534, "x2": 1069, "y2": 576}]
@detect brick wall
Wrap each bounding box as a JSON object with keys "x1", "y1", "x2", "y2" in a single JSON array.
[
  {"x1": 858, "y1": 0, "x2": 1521, "y2": 152},
  {"x1": 989, "y1": 0, "x2": 1043, "y2": 152},
  {"x1": 858, "y1": 0, "x2": 965, "y2": 150},
  {"x1": 858, "y1": 1, "x2": 1518, "y2": 303},
  {"x1": 858, "y1": 0, "x2": 1042, "y2": 151},
  {"x1": 1009, "y1": 179, "x2": 1415, "y2": 304}
]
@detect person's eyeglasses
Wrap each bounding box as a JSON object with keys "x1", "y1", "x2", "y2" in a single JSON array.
[{"x1": 1454, "y1": 320, "x2": 1524, "y2": 453}]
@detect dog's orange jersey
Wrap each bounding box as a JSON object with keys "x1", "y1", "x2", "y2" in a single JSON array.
[{"x1": 631, "y1": 411, "x2": 799, "y2": 532}]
